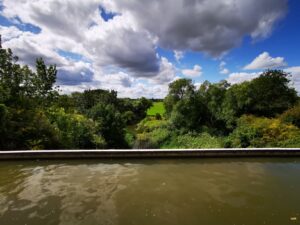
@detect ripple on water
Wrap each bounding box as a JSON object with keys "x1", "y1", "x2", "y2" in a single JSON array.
[{"x1": 0, "y1": 159, "x2": 300, "y2": 225}]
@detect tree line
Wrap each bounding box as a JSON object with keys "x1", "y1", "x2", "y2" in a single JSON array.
[
  {"x1": 1, "y1": 35, "x2": 300, "y2": 150},
  {"x1": 0, "y1": 41, "x2": 152, "y2": 150},
  {"x1": 133, "y1": 71, "x2": 300, "y2": 148}
]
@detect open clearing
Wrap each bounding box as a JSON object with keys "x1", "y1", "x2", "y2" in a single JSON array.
[{"x1": 147, "y1": 102, "x2": 166, "y2": 116}]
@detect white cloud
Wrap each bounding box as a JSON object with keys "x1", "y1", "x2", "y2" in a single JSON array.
[
  {"x1": 174, "y1": 50, "x2": 184, "y2": 62},
  {"x1": 244, "y1": 52, "x2": 287, "y2": 70},
  {"x1": 148, "y1": 57, "x2": 176, "y2": 84},
  {"x1": 220, "y1": 68, "x2": 230, "y2": 75},
  {"x1": 0, "y1": 0, "x2": 289, "y2": 97},
  {"x1": 110, "y1": 0, "x2": 287, "y2": 56},
  {"x1": 285, "y1": 67, "x2": 300, "y2": 76},
  {"x1": 227, "y1": 72, "x2": 260, "y2": 84},
  {"x1": 182, "y1": 65, "x2": 202, "y2": 78},
  {"x1": 0, "y1": 26, "x2": 24, "y2": 41},
  {"x1": 285, "y1": 67, "x2": 300, "y2": 92},
  {"x1": 219, "y1": 61, "x2": 230, "y2": 74}
]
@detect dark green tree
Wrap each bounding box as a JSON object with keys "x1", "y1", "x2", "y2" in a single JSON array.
[
  {"x1": 164, "y1": 79, "x2": 195, "y2": 115},
  {"x1": 88, "y1": 103, "x2": 127, "y2": 148}
]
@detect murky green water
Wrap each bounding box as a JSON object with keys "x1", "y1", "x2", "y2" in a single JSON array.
[{"x1": 1, "y1": 158, "x2": 300, "y2": 225}]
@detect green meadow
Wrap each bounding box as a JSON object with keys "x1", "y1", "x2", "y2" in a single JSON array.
[{"x1": 147, "y1": 102, "x2": 166, "y2": 116}]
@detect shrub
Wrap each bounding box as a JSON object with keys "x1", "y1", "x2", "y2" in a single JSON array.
[
  {"x1": 136, "y1": 117, "x2": 169, "y2": 133},
  {"x1": 226, "y1": 115, "x2": 300, "y2": 148},
  {"x1": 161, "y1": 132, "x2": 223, "y2": 149},
  {"x1": 155, "y1": 113, "x2": 162, "y2": 120},
  {"x1": 134, "y1": 128, "x2": 172, "y2": 149},
  {"x1": 47, "y1": 107, "x2": 106, "y2": 149},
  {"x1": 0, "y1": 108, "x2": 61, "y2": 150},
  {"x1": 280, "y1": 103, "x2": 300, "y2": 128}
]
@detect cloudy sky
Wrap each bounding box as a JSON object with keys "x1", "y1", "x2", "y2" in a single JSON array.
[{"x1": 0, "y1": 0, "x2": 299, "y2": 98}]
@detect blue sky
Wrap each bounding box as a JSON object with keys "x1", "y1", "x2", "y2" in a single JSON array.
[{"x1": 0, "y1": 0, "x2": 299, "y2": 98}]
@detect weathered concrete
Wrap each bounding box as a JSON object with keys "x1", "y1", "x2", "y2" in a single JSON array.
[{"x1": 0, "y1": 149, "x2": 300, "y2": 160}]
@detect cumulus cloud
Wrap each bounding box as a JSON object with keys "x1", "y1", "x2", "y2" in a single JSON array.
[
  {"x1": 57, "y1": 61, "x2": 94, "y2": 85},
  {"x1": 244, "y1": 52, "x2": 287, "y2": 70},
  {"x1": 182, "y1": 65, "x2": 202, "y2": 78},
  {"x1": 0, "y1": 25, "x2": 24, "y2": 41},
  {"x1": 1, "y1": 0, "x2": 160, "y2": 77},
  {"x1": 110, "y1": 0, "x2": 287, "y2": 56},
  {"x1": 227, "y1": 72, "x2": 260, "y2": 84},
  {"x1": 285, "y1": 67, "x2": 300, "y2": 76},
  {"x1": 0, "y1": 0, "x2": 289, "y2": 97},
  {"x1": 285, "y1": 67, "x2": 300, "y2": 92},
  {"x1": 91, "y1": 27, "x2": 159, "y2": 77},
  {"x1": 219, "y1": 61, "x2": 230, "y2": 74},
  {"x1": 174, "y1": 50, "x2": 184, "y2": 62},
  {"x1": 150, "y1": 57, "x2": 176, "y2": 84}
]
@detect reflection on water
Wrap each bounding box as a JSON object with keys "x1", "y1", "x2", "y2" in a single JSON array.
[{"x1": 1, "y1": 158, "x2": 300, "y2": 225}]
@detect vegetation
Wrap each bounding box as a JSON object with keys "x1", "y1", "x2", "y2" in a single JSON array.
[
  {"x1": 0, "y1": 41, "x2": 151, "y2": 150},
  {"x1": 0, "y1": 38, "x2": 299, "y2": 150},
  {"x1": 147, "y1": 102, "x2": 166, "y2": 117}
]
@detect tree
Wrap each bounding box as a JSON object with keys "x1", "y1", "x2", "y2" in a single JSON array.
[
  {"x1": 197, "y1": 80, "x2": 229, "y2": 130},
  {"x1": 222, "y1": 70, "x2": 298, "y2": 129},
  {"x1": 221, "y1": 81, "x2": 252, "y2": 129},
  {"x1": 247, "y1": 70, "x2": 297, "y2": 117},
  {"x1": 88, "y1": 103, "x2": 127, "y2": 148},
  {"x1": 164, "y1": 79, "x2": 195, "y2": 115},
  {"x1": 0, "y1": 42, "x2": 58, "y2": 108},
  {"x1": 73, "y1": 89, "x2": 118, "y2": 114},
  {"x1": 0, "y1": 37, "x2": 60, "y2": 150}
]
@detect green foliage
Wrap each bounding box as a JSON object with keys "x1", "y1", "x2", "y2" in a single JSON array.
[
  {"x1": 1, "y1": 41, "x2": 300, "y2": 150},
  {"x1": 165, "y1": 71, "x2": 298, "y2": 135},
  {"x1": 136, "y1": 117, "x2": 169, "y2": 133},
  {"x1": 280, "y1": 103, "x2": 300, "y2": 128},
  {"x1": 147, "y1": 102, "x2": 166, "y2": 116},
  {"x1": 88, "y1": 103, "x2": 127, "y2": 148},
  {"x1": 0, "y1": 108, "x2": 61, "y2": 150},
  {"x1": 0, "y1": 47, "x2": 58, "y2": 108},
  {"x1": 155, "y1": 113, "x2": 162, "y2": 120},
  {"x1": 221, "y1": 70, "x2": 298, "y2": 128},
  {"x1": 47, "y1": 107, "x2": 106, "y2": 149},
  {"x1": 221, "y1": 82, "x2": 252, "y2": 129},
  {"x1": 134, "y1": 128, "x2": 172, "y2": 149},
  {"x1": 73, "y1": 89, "x2": 118, "y2": 113},
  {"x1": 164, "y1": 78, "x2": 195, "y2": 115},
  {"x1": 161, "y1": 132, "x2": 223, "y2": 149},
  {"x1": 226, "y1": 115, "x2": 300, "y2": 148},
  {"x1": 124, "y1": 130, "x2": 135, "y2": 148},
  {"x1": 247, "y1": 70, "x2": 298, "y2": 117},
  {"x1": 0, "y1": 103, "x2": 7, "y2": 125}
]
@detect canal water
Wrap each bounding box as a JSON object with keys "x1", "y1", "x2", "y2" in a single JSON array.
[{"x1": 0, "y1": 158, "x2": 300, "y2": 225}]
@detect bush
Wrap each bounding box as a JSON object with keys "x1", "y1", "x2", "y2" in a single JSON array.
[
  {"x1": 0, "y1": 108, "x2": 61, "y2": 150},
  {"x1": 226, "y1": 115, "x2": 300, "y2": 148},
  {"x1": 161, "y1": 132, "x2": 223, "y2": 149},
  {"x1": 136, "y1": 117, "x2": 169, "y2": 133},
  {"x1": 47, "y1": 107, "x2": 106, "y2": 149},
  {"x1": 155, "y1": 113, "x2": 162, "y2": 120},
  {"x1": 134, "y1": 128, "x2": 172, "y2": 149},
  {"x1": 124, "y1": 129, "x2": 135, "y2": 148},
  {"x1": 280, "y1": 103, "x2": 300, "y2": 128}
]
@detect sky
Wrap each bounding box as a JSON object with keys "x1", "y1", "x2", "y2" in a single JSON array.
[{"x1": 0, "y1": 0, "x2": 299, "y2": 98}]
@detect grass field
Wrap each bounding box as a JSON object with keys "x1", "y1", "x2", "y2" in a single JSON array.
[{"x1": 147, "y1": 102, "x2": 166, "y2": 116}]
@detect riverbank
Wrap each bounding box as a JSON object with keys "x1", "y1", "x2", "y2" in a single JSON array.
[{"x1": 1, "y1": 148, "x2": 300, "y2": 160}]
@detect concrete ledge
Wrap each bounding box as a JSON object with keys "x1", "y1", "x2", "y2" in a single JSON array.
[{"x1": 1, "y1": 148, "x2": 300, "y2": 160}]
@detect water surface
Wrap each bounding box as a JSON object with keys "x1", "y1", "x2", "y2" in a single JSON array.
[{"x1": 1, "y1": 158, "x2": 300, "y2": 225}]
